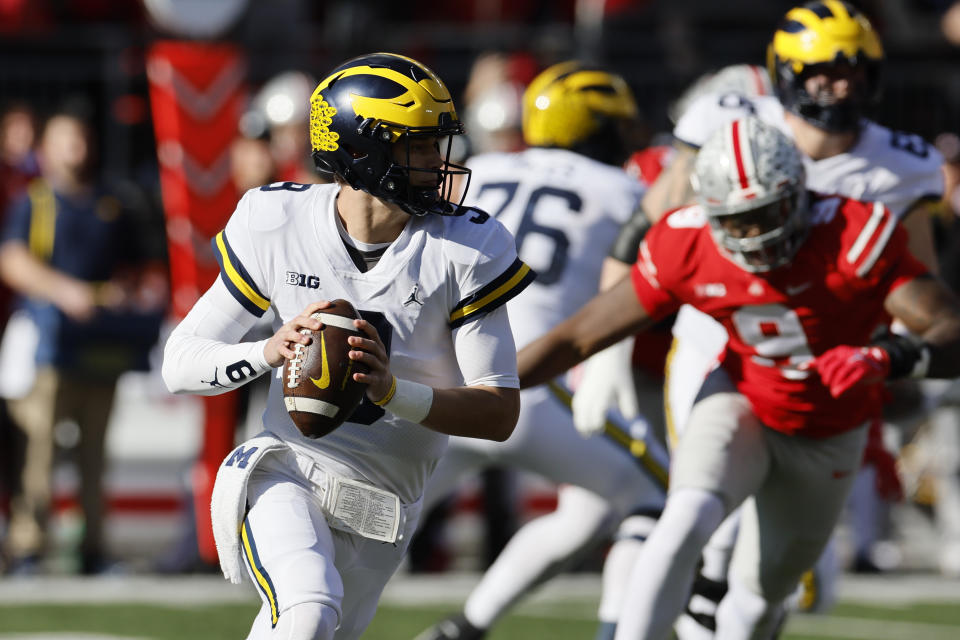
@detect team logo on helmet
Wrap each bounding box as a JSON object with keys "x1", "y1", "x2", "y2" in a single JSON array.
[
  {"x1": 522, "y1": 61, "x2": 639, "y2": 165},
  {"x1": 767, "y1": 1, "x2": 883, "y2": 132},
  {"x1": 309, "y1": 97, "x2": 339, "y2": 152}
]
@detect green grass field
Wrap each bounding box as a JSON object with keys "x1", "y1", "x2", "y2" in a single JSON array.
[{"x1": 2, "y1": 600, "x2": 960, "y2": 639}]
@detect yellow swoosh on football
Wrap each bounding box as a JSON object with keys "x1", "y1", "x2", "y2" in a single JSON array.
[{"x1": 310, "y1": 331, "x2": 330, "y2": 390}]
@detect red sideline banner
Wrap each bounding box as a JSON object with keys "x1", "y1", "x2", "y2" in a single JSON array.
[{"x1": 147, "y1": 40, "x2": 246, "y2": 564}]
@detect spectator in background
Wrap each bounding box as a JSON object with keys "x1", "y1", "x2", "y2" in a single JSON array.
[
  {"x1": 460, "y1": 52, "x2": 532, "y2": 156},
  {"x1": 0, "y1": 100, "x2": 40, "y2": 568},
  {"x1": 942, "y1": 0, "x2": 960, "y2": 45},
  {"x1": 251, "y1": 70, "x2": 318, "y2": 185},
  {"x1": 231, "y1": 116, "x2": 278, "y2": 195},
  {"x1": 0, "y1": 104, "x2": 165, "y2": 575},
  {"x1": 0, "y1": 102, "x2": 39, "y2": 208}
]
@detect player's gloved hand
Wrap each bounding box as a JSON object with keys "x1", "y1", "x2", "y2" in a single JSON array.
[
  {"x1": 571, "y1": 337, "x2": 638, "y2": 438},
  {"x1": 805, "y1": 345, "x2": 890, "y2": 399},
  {"x1": 862, "y1": 419, "x2": 904, "y2": 502}
]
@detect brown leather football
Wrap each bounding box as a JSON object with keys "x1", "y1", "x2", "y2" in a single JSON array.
[{"x1": 282, "y1": 299, "x2": 368, "y2": 438}]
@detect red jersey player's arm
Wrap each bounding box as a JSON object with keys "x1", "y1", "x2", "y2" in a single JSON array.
[
  {"x1": 517, "y1": 275, "x2": 658, "y2": 389},
  {"x1": 640, "y1": 143, "x2": 698, "y2": 225},
  {"x1": 885, "y1": 274, "x2": 960, "y2": 378},
  {"x1": 596, "y1": 143, "x2": 699, "y2": 291},
  {"x1": 900, "y1": 199, "x2": 941, "y2": 276}
]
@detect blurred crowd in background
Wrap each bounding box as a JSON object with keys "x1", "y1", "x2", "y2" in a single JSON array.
[{"x1": 1, "y1": 0, "x2": 960, "y2": 579}]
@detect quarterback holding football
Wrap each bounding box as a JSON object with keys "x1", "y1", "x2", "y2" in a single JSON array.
[{"x1": 162, "y1": 53, "x2": 533, "y2": 640}]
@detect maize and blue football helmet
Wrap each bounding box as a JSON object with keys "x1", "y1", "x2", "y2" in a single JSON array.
[
  {"x1": 767, "y1": 0, "x2": 883, "y2": 132},
  {"x1": 310, "y1": 52, "x2": 470, "y2": 216},
  {"x1": 522, "y1": 61, "x2": 640, "y2": 166}
]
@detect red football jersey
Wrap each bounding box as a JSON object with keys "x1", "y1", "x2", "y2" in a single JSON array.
[
  {"x1": 631, "y1": 195, "x2": 927, "y2": 438},
  {"x1": 624, "y1": 145, "x2": 675, "y2": 189},
  {"x1": 624, "y1": 145, "x2": 677, "y2": 379}
]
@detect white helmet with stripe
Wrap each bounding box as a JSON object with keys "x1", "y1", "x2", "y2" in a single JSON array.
[
  {"x1": 668, "y1": 63, "x2": 773, "y2": 124},
  {"x1": 691, "y1": 115, "x2": 809, "y2": 272}
]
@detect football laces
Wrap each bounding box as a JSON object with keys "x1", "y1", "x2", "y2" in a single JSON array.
[{"x1": 286, "y1": 328, "x2": 310, "y2": 388}]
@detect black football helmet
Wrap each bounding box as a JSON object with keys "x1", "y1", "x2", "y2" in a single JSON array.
[{"x1": 309, "y1": 52, "x2": 470, "y2": 216}]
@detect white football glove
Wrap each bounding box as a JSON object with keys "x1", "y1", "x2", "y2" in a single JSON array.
[{"x1": 572, "y1": 337, "x2": 639, "y2": 438}]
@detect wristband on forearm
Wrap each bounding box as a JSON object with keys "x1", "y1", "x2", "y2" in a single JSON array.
[
  {"x1": 871, "y1": 334, "x2": 931, "y2": 379},
  {"x1": 373, "y1": 375, "x2": 434, "y2": 423}
]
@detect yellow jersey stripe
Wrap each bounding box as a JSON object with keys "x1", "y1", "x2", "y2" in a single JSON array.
[
  {"x1": 214, "y1": 231, "x2": 270, "y2": 312},
  {"x1": 449, "y1": 260, "x2": 534, "y2": 326},
  {"x1": 546, "y1": 380, "x2": 669, "y2": 490},
  {"x1": 241, "y1": 519, "x2": 279, "y2": 627}
]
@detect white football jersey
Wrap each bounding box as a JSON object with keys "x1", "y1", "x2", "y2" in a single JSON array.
[
  {"x1": 674, "y1": 93, "x2": 944, "y2": 219},
  {"x1": 213, "y1": 182, "x2": 533, "y2": 502},
  {"x1": 465, "y1": 148, "x2": 643, "y2": 349}
]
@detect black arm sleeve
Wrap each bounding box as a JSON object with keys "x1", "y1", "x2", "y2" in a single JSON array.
[
  {"x1": 871, "y1": 332, "x2": 928, "y2": 379},
  {"x1": 608, "y1": 206, "x2": 652, "y2": 264}
]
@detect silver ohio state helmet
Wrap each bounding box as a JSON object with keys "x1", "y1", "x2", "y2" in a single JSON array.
[
  {"x1": 691, "y1": 115, "x2": 809, "y2": 272},
  {"x1": 668, "y1": 63, "x2": 774, "y2": 124}
]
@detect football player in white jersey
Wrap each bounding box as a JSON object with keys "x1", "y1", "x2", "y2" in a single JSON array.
[
  {"x1": 413, "y1": 62, "x2": 666, "y2": 640},
  {"x1": 574, "y1": 1, "x2": 944, "y2": 638},
  {"x1": 161, "y1": 53, "x2": 534, "y2": 640}
]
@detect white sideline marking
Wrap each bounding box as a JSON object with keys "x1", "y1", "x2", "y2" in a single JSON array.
[
  {"x1": 785, "y1": 615, "x2": 960, "y2": 640},
  {"x1": 0, "y1": 576, "x2": 253, "y2": 605}
]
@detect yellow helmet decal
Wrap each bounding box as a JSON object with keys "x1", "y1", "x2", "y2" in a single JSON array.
[
  {"x1": 309, "y1": 95, "x2": 339, "y2": 152},
  {"x1": 522, "y1": 61, "x2": 638, "y2": 148},
  {"x1": 771, "y1": 1, "x2": 883, "y2": 74},
  {"x1": 311, "y1": 54, "x2": 457, "y2": 145}
]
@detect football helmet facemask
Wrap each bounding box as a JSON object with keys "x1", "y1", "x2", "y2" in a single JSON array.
[
  {"x1": 522, "y1": 61, "x2": 640, "y2": 166},
  {"x1": 310, "y1": 52, "x2": 470, "y2": 216},
  {"x1": 692, "y1": 116, "x2": 809, "y2": 273},
  {"x1": 768, "y1": 0, "x2": 883, "y2": 132}
]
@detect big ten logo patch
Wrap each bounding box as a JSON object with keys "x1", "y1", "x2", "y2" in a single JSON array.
[{"x1": 286, "y1": 271, "x2": 320, "y2": 289}]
